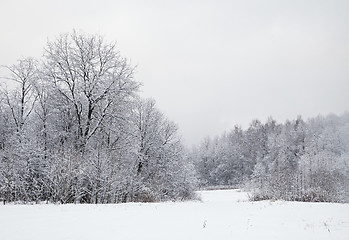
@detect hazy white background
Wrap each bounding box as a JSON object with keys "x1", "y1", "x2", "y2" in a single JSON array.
[{"x1": 1, "y1": 0, "x2": 348, "y2": 145}]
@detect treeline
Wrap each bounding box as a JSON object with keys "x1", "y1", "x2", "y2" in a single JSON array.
[
  {"x1": 0, "y1": 31, "x2": 195, "y2": 204},
  {"x1": 191, "y1": 114, "x2": 349, "y2": 202}
]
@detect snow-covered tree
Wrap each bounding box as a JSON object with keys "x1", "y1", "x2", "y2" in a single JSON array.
[
  {"x1": 43, "y1": 31, "x2": 139, "y2": 152},
  {"x1": 130, "y1": 98, "x2": 195, "y2": 202}
]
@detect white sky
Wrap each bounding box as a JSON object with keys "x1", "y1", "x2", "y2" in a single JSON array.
[{"x1": 1, "y1": 0, "x2": 349, "y2": 146}]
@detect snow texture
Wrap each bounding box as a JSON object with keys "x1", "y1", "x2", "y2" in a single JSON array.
[{"x1": 0, "y1": 189, "x2": 348, "y2": 240}]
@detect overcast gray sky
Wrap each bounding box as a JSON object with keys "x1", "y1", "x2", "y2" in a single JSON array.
[{"x1": 1, "y1": 0, "x2": 348, "y2": 145}]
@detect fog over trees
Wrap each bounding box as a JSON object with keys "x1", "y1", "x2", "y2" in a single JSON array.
[
  {"x1": 0, "y1": 31, "x2": 348, "y2": 204},
  {"x1": 191, "y1": 114, "x2": 349, "y2": 203}
]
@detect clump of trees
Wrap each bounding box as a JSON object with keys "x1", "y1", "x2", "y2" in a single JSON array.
[
  {"x1": 0, "y1": 31, "x2": 196, "y2": 204},
  {"x1": 192, "y1": 114, "x2": 349, "y2": 203}
]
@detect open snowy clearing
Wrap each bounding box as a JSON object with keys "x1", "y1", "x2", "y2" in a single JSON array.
[{"x1": 0, "y1": 189, "x2": 348, "y2": 240}]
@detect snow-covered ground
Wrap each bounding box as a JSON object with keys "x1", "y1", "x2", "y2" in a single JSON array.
[{"x1": 0, "y1": 189, "x2": 348, "y2": 240}]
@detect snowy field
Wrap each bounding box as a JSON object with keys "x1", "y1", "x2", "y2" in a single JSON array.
[{"x1": 0, "y1": 189, "x2": 348, "y2": 240}]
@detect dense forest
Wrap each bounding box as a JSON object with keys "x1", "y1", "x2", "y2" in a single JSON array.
[
  {"x1": 191, "y1": 114, "x2": 349, "y2": 203},
  {"x1": 0, "y1": 31, "x2": 195, "y2": 204},
  {"x1": 1, "y1": 31, "x2": 348, "y2": 204}
]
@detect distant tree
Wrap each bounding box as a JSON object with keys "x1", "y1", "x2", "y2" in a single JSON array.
[{"x1": 192, "y1": 113, "x2": 349, "y2": 203}]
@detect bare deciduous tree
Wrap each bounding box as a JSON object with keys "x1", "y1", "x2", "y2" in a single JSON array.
[
  {"x1": 43, "y1": 31, "x2": 139, "y2": 151},
  {"x1": 1, "y1": 58, "x2": 38, "y2": 133}
]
